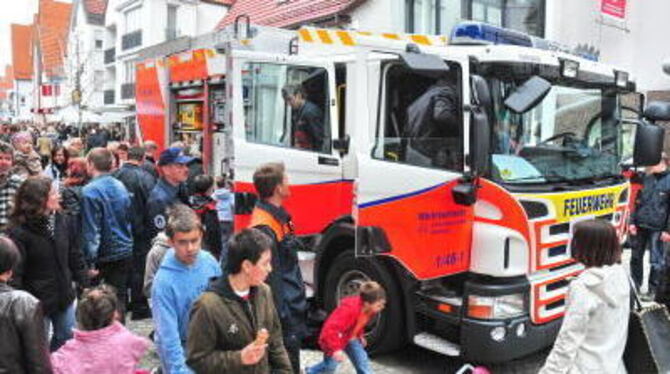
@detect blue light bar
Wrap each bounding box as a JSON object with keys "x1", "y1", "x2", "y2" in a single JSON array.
[
  {"x1": 450, "y1": 22, "x2": 599, "y2": 62},
  {"x1": 450, "y1": 22, "x2": 532, "y2": 47}
]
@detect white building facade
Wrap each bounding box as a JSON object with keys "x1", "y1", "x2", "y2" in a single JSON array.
[
  {"x1": 104, "y1": 0, "x2": 229, "y2": 118},
  {"x1": 61, "y1": 0, "x2": 107, "y2": 124}
]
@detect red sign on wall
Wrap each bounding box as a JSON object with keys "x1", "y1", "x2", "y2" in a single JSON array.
[{"x1": 602, "y1": 0, "x2": 626, "y2": 19}]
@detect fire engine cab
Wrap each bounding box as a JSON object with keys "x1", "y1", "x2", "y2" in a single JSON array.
[{"x1": 135, "y1": 19, "x2": 666, "y2": 362}]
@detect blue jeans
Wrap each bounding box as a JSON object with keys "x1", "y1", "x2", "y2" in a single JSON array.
[
  {"x1": 631, "y1": 228, "x2": 666, "y2": 293},
  {"x1": 44, "y1": 302, "x2": 75, "y2": 351},
  {"x1": 307, "y1": 339, "x2": 371, "y2": 374}
]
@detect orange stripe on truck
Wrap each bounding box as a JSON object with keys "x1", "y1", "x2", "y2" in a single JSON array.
[
  {"x1": 316, "y1": 29, "x2": 334, "y2": 44},
  {"x1": 298, "y1": 28, "x2": 314, "y2": 42},
  {"x1": 336, "y1": 30, "x2": 355, "y2": 46}
]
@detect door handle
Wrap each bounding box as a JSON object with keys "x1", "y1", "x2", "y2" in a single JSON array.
[{"x1": 318, "y1": 156, "x2": 339, "y2": 166}]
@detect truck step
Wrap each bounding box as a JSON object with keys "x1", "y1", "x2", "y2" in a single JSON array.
[{"x1": 413, "y1": 332, "x2": 461, "y2": 356}]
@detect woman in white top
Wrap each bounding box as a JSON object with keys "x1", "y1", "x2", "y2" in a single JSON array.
[
  {"x1": 540, "y1": 219, "x2": 630, "y2": 374},
  {"x1": 43, "y1": 146, "x2": 69, "y2": 190}
]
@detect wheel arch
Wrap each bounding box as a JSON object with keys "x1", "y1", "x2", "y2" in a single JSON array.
[{"x1": 314, "y1": 217, "x2": 417, "y2": 343}]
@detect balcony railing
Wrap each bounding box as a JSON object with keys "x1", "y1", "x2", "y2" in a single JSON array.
[
  {"x1": 104, "y1": 90, "x2": 115, "y2": 104},
  {"x1": 104, "y1": 48, "x2": 115, "y2": 64},
  {"x1": 121, "y1": 30, "x2": 142, "y2": 51},
  {"x1": 121, "y1": 83, "x2": 135, "y2": 99}
]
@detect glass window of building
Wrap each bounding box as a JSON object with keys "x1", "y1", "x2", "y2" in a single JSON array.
[{"x1": 406, "y1": 0, "x2": 544, "y2": 37}]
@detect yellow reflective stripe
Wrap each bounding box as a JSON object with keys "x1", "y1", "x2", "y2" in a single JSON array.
[
  {"x1": 357, "y1": 31, "x2": 373, "y2": 36},
  {"x1": 298, "y1": 28, "x2": 314, "y2": 42},
  {"x1": 382, "y1": 33, "x2": 400, "y2": 40},
  {"x1": 336, "y1": 30, "x2": 355, "y2": 46},
  {"x1": 316, "y1": 29, "x2": 334, "y2": 44},
  {"x1": 410, "y1": 34, "x2": 431, "y2": 45}
]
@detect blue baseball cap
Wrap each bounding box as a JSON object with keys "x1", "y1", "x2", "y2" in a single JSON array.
[{"x1": 158, "y1": 147, "x2": 194, "y2": 166}]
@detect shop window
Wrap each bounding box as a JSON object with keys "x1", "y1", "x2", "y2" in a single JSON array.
[
  {"x1": 373, "y1": 63, "x2": 464, "y2": 171},
  {"x1": 243, "y1": 62, "x2": 331, "y2": 153}
]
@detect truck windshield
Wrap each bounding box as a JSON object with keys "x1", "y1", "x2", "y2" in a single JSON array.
[{"x1": 487, "y1": 77, "x2": 623, "y2": 185}]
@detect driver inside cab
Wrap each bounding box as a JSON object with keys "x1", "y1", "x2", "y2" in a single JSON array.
[{"x1": 282, "y1": 85, "x2": 325, "y2": 151}]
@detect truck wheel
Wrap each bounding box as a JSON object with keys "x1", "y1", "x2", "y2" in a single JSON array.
[{"x1": 323, "y1": 250, "x2": 405, "y2": 355}]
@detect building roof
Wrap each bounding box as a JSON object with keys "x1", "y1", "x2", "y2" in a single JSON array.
[
  {"x1": 83, "y1": 0, "x2": 107, "y2": 25},
  {"x1": 37, "y1": 0, "x2": 73, "y2": 79},
  {"x1": 216, "y1": 0, "x2": 365, "y2": 30},
  {"x1": 11, "y1": 24, "x2": 34, "y2": 80}
]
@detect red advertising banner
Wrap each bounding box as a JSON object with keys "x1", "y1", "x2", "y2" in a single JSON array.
[{"x1": 602, "y1": 0, "x2": 626, "y2": 19}]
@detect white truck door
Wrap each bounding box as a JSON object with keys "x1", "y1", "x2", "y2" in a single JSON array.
[
  {"x1": 229, "y1": 52, "x2": 347, "y2": 239},
  {"x1": 353, "y1": 53, "x2": 475, "y2": 280}
]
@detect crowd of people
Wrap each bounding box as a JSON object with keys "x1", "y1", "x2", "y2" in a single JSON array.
[{"x1": 0, "y1": 122, "x2": 384, "y2": 374}]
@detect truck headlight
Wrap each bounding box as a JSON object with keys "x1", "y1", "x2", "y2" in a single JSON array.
[{"x1": 467, "y1": 293, "x2": 525, "y2": 319}]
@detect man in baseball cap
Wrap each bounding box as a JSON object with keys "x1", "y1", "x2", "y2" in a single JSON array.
[{"x1": 146, "y1": 148, "x2": 194, "y2": 241}]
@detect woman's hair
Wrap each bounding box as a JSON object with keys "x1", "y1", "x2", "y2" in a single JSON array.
[
  {"x1": 571, "y1": 219, "x2": 621, "y2": 267},
  {"x1": 77, "y1": 285, "x2": 119, "y2": 331},
  {"x1": 64, "y1": 158, "x2": 88, "y2": 187},
  {"x1": 0, "y1": 236, "x2": 20, "y2": 274},
  {"x1": 10, "y1": 176, "x2": 52, "y2": 225},
  {"x1": 51, "y1": 146, "x2": 70, "y2": 167}
]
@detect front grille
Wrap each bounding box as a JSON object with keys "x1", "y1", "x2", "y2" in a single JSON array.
[
  {"x1": 549, "y1": 223, "x2": 569, "y2": 235},
  {"x1": 520, "y1": 200, "x2": 548, "y2": 219},
  {"x1": 546, "y1": 279, "x2": 568, "y2": 292},
  {"x1": 548, "y1": 245, "x2": 567, "y2": 257}
]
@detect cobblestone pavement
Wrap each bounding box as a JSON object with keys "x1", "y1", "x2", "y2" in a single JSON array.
[{"x1": 129, "y1": 248, "x2": 645, "y2": 373}]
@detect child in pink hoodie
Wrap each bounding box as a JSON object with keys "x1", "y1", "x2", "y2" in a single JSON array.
[{"x1": 51, "y1": 285, "x2": 150, "y2": 374}]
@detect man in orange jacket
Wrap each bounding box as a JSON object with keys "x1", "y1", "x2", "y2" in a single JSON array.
[{"x1": 250, "y1": 162, "x2": 307, "y2": 374}]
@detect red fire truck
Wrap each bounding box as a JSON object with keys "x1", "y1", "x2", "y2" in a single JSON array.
[{"x1": 136, "y1": 20, "x2": 666, "y2": 362}]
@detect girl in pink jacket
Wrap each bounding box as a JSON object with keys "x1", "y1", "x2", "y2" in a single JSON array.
[{"x1": 51, "y1": 285, "x2": 150, "y2": 374}]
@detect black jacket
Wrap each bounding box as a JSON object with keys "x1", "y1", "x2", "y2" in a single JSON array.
[
  {"x1": 61, "y1": 185, "x2": 83, "y2": 216},
  {"x1": 113, "y1": 163, "x2": 157, "y2": 240},
  {"x1": 141, "y1": 159, "x2": 159, "y2": 180},
  {"x1": 0, "y1": 283, "x2": 52, "y2": 374},
  {"x1": 406, "y1": 81, "x2": 460, "y2": 160},
  {"x1": 9, "y1": 214, "x2": 89, "y2": 315},
  {"x1": 189, "y1": 194, "x2": 222, "y2": 259},
  {"x1": 252, "y1": 202, "x2": 307, "y2": 337},
  {"x1": 632, "y1": 171, "x2": 670, "y2": 231}
]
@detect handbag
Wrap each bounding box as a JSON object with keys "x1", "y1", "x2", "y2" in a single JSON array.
[{"x1": 623, "y1": 275, "x2": 670, "y2": 373}]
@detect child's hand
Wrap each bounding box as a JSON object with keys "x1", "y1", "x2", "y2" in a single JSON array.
[
  {"x1": 333, "y1": 350, "x2": 346, "y2": 362},
  {"x1": 360, "y1": 337, "x2": 367, "y2": 347},
  {"x1": 241, "y1": 342, "x2": 266, "y2": 365}
]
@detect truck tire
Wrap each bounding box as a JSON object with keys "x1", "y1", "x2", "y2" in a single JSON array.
[{"x1": 323, "y1": 250, "x2": 406, "y2": 355}]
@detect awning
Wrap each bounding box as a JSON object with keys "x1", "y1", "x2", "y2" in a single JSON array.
[
  {"x1": 55, "y1": 106, "x2": 103, "y2": 123},
  {"x1": 100, "y1": 110, "x2": 135, "y2": 124}
]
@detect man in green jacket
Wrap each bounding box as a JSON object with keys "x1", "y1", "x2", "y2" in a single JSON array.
[{"x1": 187, "y1": 228, "x2": 291, "y2": 374}]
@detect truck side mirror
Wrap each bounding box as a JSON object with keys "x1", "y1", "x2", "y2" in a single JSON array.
[
  {"x1": 453, "y1": 75, "x2": 491, "y2": 206},
  {"x1": 470, "y1": 75, "x2": 492, "y2": 176},
  {"x1": 643, "y1": 101, "x2": 670, "y2": 122},
  {"x1": 504, "y1": 76, "x2": 551, "y2": 114},
  {"x1": 633, "y1": 122, "x2": 665, "y2": 166}
]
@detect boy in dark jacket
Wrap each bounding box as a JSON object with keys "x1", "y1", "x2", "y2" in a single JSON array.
[
  {"x1": 307, "y1": 281, "x2": 386, "y2": 374},
  {"x1": 250, "y1": 162, "x2": 307, "y2": 373},
  {"x1": 188, "y1": 174, "x2": 223, "y2": 260},
  {"x1": 629, "y1": 155, "x2": 670, "y2": 300},
  {"x1": 186, "y1": 228, "x2": 292, "y2": 374}
]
